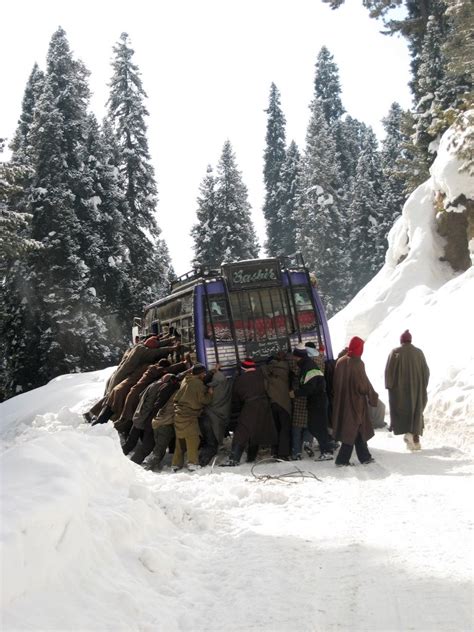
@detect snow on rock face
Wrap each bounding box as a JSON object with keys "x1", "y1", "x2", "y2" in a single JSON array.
[
  {"x1": 330, "y1": 120, "x2": 474, "y2": 452},
  {"x1": 430, "y1": 111, "x2": 474, "y2": 204}
]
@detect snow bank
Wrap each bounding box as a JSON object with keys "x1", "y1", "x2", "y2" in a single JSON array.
[
  {"x1": 330, "y1": 118, "x2": 474, "y2": 452},
  {"x1": 0, "y1": 378, "x2": 182, "y2": 630}
]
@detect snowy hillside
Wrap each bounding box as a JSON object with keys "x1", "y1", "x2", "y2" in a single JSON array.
[{"x1": 330, "y1": 115, "x2": 474, "y2": 453}]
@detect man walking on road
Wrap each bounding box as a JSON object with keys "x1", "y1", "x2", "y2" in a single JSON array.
[{"x1": 385, "y1": 330, "x2": 430, "y2": 451}]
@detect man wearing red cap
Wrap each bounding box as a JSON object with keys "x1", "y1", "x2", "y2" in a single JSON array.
[
  {"x1": 385, "y1": 330, "x2": 430, "y2": 450},
  {"x1": 332, "y1": 336, "x2": 379, "y2": 466}
]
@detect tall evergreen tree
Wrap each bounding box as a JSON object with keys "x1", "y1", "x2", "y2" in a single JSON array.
[
  {"x1": 10, "y1": 63, "x2": 45, "y2": 165},
  {"x1": 8, "y1": 64, "x2": 44, "y2": 214},
  {"x1": 191, "y1": 165, "x2": 219, "y2": 267},
  {"x1": 334, "y1": 115, "x2": 370, "y2": 182},
  {"x1": 380, "y1": 102, "x2": 410, "y2": 225},
  {"x1": 0, "y1": 144, "x2": 42, "y2": 400},
  {"x1": 25, "y1": 28, "x2": 111, "y2": 383},
  {"x1": 107, "y1": 32, "x2": 172, "y2": 314},
  {"x1": 277, "y1": 140, "x2": 302, "y2": 258},
  {"x1": 262, "y1": 83, "x2": 287, "y2": 256},
  {"x1": 297, "y1": 99, "x2": 345, "y2": 315},
  {"x1": 213, "y1": 140, "x2": 259, "y2": 264},
  {"x1": 347, "y1": 129, "x2": 386, "y2": 296},
  {"x1": 314, "y1": 46, "x2": 345, "y2": 126}
]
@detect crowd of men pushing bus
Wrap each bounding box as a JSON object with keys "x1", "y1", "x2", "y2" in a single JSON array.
[{"x1": 84, "y1": 327, "x2": 430, "y2": 470}]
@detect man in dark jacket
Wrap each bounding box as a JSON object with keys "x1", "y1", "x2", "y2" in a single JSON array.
[
  {"x1": 220, "y1": 358, "x2": 276, "y2": 467},
  {"x1": 199, "y1": 368, "x2": 233, "y2": 466},
  {"x1": 262, "y1": 352, "x2": 292, "y2": 460},
  {"x1": 385, "y1": 330, "x2": 430, "y2": 450},
  {"x1": 293, "y1": 346, "x2": 333, "y2": 461},
  {"x1": 332, "y1": 336, "x2": 378, "y2": 466}
]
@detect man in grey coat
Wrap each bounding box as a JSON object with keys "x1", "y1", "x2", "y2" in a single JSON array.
[
  {"x1": 385, "y1": 330, "x2": 430, "y2": 451},
  {"x1": 199, "y1": 367, "x2": 232, "y2": 466}
]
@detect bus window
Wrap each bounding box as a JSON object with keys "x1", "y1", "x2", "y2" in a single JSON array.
[
  {"x1": 181, "y1": 315, "x2": 194, "y2": 345},
  {"x1": 229, "y1": 288, "x2": 292, "y2": 342},
  {"x1": 292, "y1": 287, "x2": 317, "y2": 332},
  {"x1": 204, "y1": 296, "x2": 232, "y2": 341}
]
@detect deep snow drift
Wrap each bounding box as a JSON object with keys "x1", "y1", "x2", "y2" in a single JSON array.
[{"x1": 1, "y1": 119, "x2": 473, "y2": 632}]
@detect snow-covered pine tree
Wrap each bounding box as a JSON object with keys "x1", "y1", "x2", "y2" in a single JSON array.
[
  {"x1": 262, "y1": 83, "x2": 287, "y2": 256},
  {"x1": 297, "y1": 99, "x2": 346, "y2": 315},
  {"x1": 107, "y1": 33, "x2": 172, "y2": 314},
  {"x1": 347, "y1": 128, "x2": 386, "y2": 296},
  {"x1": 380, "y1": 102, "x2": 410, "y2": 226},
  {"x1": 213, "y1": 140, "x2": 259, "y2": 264},
  {"x1": 10, "y1": 63, "x2": 45, "y2": 165},
  {"x1": 0, "y1": 144, "x2": 42, "y2": 400},
  {"x1": 80, "y1": 113, "x2": 134, "y2": 352},
  {"x1": 277, "y1": 140, "x2": 301, "y2": 258},
  {"x1": 7, "y1": 63, "x2": 44, "y2": 214},
  {"x1": 443, "y1": 0, "x2": 474, "y2": 93},
  {"x1": 314, "y1": 46, "x2": 345, "y2": 126},
  {"x1": 334, "y1": 116, "x2": 370, "y2": 182},
  {"x1": 25, "y1": 27, "x2": 111, "y2": 384},
  {"x1": 191, "y1": 165, "x2": 220, "y2": 268}
]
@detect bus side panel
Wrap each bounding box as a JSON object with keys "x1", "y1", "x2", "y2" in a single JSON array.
[
  {"x1": 311, "y1": 286, "x2": 334, "y2": 359},
  {"x1": 193, "y1": 285, "x2": 208, "y2": 367}
]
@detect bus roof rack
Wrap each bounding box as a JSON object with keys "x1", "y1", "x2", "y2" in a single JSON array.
[
  {"x1": 169, "y1": 254, "x2": 308, "y2": 293},
  {"x1": 170, "y1": 266, "x2": 221, "y2": 293},
  {"x1": 278, "y1": 252, "x2": 307, "y2": 271}
]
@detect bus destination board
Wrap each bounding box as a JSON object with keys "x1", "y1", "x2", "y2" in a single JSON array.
[{"x1": 223, "y1": 259, "x2": 282, "y2": 291}]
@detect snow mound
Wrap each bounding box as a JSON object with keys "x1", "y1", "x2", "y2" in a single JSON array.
[{"x1": 330, "y1": 119, "x2": 474, "y2": 453}]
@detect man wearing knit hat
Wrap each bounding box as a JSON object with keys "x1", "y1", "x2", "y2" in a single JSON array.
[
  {"x1": 332, "y1": 336, "x2": 379, "y2": 466},
  {"x1": 385, "y1": 330, "x2": 430, "y2": 451}
]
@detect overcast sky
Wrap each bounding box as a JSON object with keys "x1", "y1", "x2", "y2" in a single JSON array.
[{"x1": 1, "y1": 0, "x2": 412, "y2": 275}]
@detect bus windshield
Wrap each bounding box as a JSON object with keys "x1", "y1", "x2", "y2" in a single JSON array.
[{"x1": 204, "y1": 285, "x2": 317, "y2": 343}]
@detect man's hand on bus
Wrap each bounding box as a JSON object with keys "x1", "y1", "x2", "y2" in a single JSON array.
[{"x1": 214, "y1": 363, "x2": 221, "y2": 372}]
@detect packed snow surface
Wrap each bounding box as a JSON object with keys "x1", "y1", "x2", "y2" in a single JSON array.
[{"x1": 1, "y1": 369, "x2": 473, "y2": 632}]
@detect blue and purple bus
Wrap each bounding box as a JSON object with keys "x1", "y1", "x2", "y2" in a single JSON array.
[{"x1": 138, "y1": 254, "x2": 333, "y2": 372}]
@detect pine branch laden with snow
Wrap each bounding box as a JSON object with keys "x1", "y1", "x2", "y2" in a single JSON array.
[{"x1": 330, "y1": 114, "x2": 474, "y2": 449}]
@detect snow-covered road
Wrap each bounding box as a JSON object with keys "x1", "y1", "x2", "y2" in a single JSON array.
[
  {"x1": 141, "y1": 433, "x2": 473, "y2": 632},
  {"x1": 1, "y1": 369, "x2": 472, "y2": 632}
]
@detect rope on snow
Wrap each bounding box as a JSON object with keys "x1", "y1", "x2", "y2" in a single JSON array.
[{"x1": 250, "y1": 457, "x2": 323, "y2": 483}]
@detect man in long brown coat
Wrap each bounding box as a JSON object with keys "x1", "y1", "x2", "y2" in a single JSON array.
[
  {"x1": 385, "y1": 329, "x2": 430, "y2": 450},
  {"x1": 332, "y1": 336, "x2": 378, "y2": 466}
]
